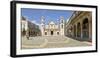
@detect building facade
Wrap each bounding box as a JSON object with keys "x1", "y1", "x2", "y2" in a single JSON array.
[
  {"x1": 21, "y1": 16, "x2": 41, "y2": 37},
  {"x1": 28, "y1": 21, "x2": 41, "y2": 37},
  {"x1": 40, "y1": 16, "x2": 65, "y2": 36},
  {"x1": 65, "y1": 11, "x2": 92, "y2": 42},
  {"x1": 21, "y1": 17, "x2": 28, "y2": 36}
]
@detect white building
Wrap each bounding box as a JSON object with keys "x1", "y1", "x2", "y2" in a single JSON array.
[
  {"x1": 40, "y1": 16, "x2": 65, "y2": 36},
  {"x1": 21, "y1": 17, "x2": 28, "y2": 36}
]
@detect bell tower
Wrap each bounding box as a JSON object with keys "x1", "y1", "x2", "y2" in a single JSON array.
[
  {"x1": 60, "y1": 16, "x2": 64, "y2": 36},
  {"x1": 41, "y1": 16, "x2": 45, "y2": 36}
]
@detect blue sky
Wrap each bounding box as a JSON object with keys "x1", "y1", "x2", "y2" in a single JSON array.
[{"x1": 21, "y1": 8, "x2": 73, "y2": 25}]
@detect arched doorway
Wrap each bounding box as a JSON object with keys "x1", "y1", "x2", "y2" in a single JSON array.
[
  {"x1": 70, "y1": 26, "x2": 73, "y2": 36},
  {"x1": 51, "y1": 31, "x2": 53, "y2": 35},
  {"x1": 74, "y1": 25, "x2": 76, "y2": 37},
  {"x1": 77, "y1": 22, "x2": 81, "y2": 37},
  {"x1": 22, "y1": 28, "x2": 26, "y2": 36},
  {"x1": 45, "y1": 32, "x2": 47, "y2": 35},
  {"x1": 82, "y1": 18, "x2": 89, "y2": 38}
]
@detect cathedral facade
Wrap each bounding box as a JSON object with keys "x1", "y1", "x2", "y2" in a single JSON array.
[{"x1": 40, "y1": 16, "x2": 65, "y2": 36}]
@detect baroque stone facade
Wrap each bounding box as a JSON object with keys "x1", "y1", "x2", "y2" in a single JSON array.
[
  {"x1": 40, "y1": 16, "x2": 65, "y2": 36},
  {"x1": 65, "y1": 11, "x2": 92, "y2": 42}
]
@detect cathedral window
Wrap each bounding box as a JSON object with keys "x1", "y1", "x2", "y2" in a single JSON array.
[
  {"x1": 61, "y1": 20, "x2": 63, "y2": 23},
  {"x1": 62, "y1": 25, "x2": 63, "y2": 28},
  {"x1": 51, "y1": 24, "x2": 53, "y2": 27}
]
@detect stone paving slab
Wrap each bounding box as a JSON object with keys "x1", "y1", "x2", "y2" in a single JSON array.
[{"x1": 21, "y1": 36, "x2": 92, "y2": 49}]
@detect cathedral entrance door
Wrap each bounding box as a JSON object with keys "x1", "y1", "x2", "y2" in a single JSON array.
[{"x1": 51, "y1": 31, "x2": 53, "y2": 35}]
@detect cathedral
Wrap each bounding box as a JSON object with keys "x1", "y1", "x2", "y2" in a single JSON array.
[{"x1": 40, "y1": 16, "x2": 65, "y2": 36}]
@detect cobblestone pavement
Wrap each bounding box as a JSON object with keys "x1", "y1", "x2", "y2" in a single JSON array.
[{"x1": 22, "y1": 36, "x2": 92, "y2": 49}]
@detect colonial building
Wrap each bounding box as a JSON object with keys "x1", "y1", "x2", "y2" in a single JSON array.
[
  {"x1": 65, "y1": 11, "x2": 92, "y2": 42},
  {"x1": 28, "y1": 21, "x2": 41, "y2": 37},
  {"x1": 40, "y1": 16, "x2": 65, "y2": 36},
  {"x1": 21, "y1": 16, "x2": 28, "y2": 36},
  {"x1": 21, "y1": 16, "x2": 41, "y2": 37}
]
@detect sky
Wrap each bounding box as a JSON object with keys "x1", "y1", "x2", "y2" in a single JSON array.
[{"x1": 21, "y1": 8, "x2": 73, "y2": 26}]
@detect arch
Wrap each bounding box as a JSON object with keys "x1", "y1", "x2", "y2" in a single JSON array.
[
  {"x1": 77, "y1": 22, "x2": 81, "y2": 37},
  {"x1": 70, "y1": 26, "x2": 73, "y2": 36},
  {"x1": 74, "y1": 25, "x2": 76, "y2": 37},
  {"x1": 62, "y1": 25, "x2": 63, "y2": 28},
  {"x1": 57, "y1": 32, "x2": 59, "y2": 35},
  {"x1": 45, "y1": 32, "x2": 47, "y2": 35},
  {"x1": 51, "y1": 31, "x2": 53, "y2": 35},
  {"x1": 82, "y1": 18, "x2": 89, "y2": 38}
]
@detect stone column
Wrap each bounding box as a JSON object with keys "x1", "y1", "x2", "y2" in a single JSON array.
[
  {"x1": 80, "y1": 21, "x2": 83, "y2": 39},
  {"x1": 76, "y1": 24, "x2": 77, "y2": 38},
  {"x1": 72, "y1": 26, "x2": 74, "y2": 37},
  {"x1": 89, "y1": 18, "x2": 92, "y2": 41},
  {"x1": 67, "y1": 27, "x2": 69, "y2": 36}
]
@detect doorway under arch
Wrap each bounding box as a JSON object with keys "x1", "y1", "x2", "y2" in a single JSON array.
[
  {"x1": 77, "y1": 22, "x2": 81, "y2": 37},
  {"x1": 82, "y1": 18, "x2": 89, "y2": 38}
]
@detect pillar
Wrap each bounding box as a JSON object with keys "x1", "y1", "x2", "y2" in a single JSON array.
[
  {"x1": 80, "y1": 21, "x2": 83, "y2": 39},
  {"x1": 72, "y1": 26, "x2": 74, "y2": 37},
  {"x1": 76, "y1": 24, "x2": 77, "y2": 38},
  {"x1": 89, "y1": 18, "x2": 92, "y2": 41}
]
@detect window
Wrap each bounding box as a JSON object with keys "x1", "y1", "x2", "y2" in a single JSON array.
[
  {"x1": 61, "y1": 20, "x2": 63, "y2": 23},
  {"x1": 51, "y1": 24, "x2": 53, "y2": 27},
  {"x1": 62, "y1": 25, "x2": 63, "y2": 28},
  {"x1": 57, "y1": 32, "x2": 59, "y2": 35}
]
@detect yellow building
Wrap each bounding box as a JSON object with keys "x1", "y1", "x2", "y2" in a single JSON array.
[{"x1": 65, "y1": 11, "x2": 92, "y2": 42}]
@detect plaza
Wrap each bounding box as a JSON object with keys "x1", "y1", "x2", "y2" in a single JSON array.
[
  {"x1": 22, "y1": 36, "x2": 92, "y2": 49},
  {"x1": 21, "y1": 10, "x2": 92, "y2": 49}
]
